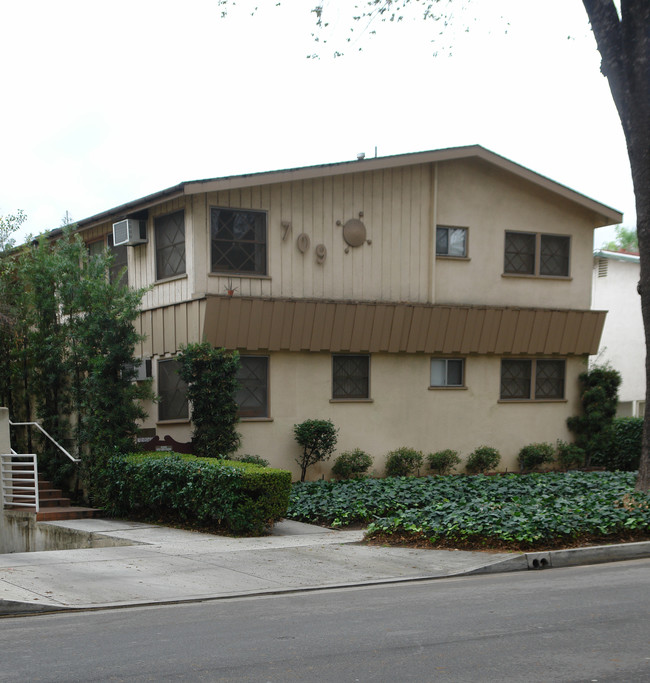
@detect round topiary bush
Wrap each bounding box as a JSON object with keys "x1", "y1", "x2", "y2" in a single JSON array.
[
  {"x1": 517, "y1": 442, "x2": 555, "y2": 472},
  {"x1": 385, "y1": 447, "x2": 424, "y2": 477},
  {"x1": 466, "y1": 446, "x2": 501, "y2": 474},
  {"x1": 427, "y1": 449, "x2": 461, "y2": 475},
  {"x1": 331, "y1": 448, "x2": 373, "y2": 479},
  {"x1": 556, "y1": 440, "x2": 585, "y2": 470}
]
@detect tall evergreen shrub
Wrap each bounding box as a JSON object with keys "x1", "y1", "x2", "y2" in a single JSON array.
[
  {"x1": 1, "y1": 228, "x2": 153, "y2": 497},
  {"x1": 177, "y1": 342, "x2": 242, "y2": 458},
  {"x1": 567, "y1": 366, "x2": 621, "y2": 467}
]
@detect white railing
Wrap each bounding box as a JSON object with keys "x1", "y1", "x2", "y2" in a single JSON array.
[
  {"x1": 9, "y1": 421, "x2": 80, "y2": 463},
  {"x1": 1, "y1": 453, "x2": 39, "y2": 513}
]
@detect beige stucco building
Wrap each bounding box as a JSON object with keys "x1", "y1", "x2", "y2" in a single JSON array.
[{"x1": 71, "y1": 146, "x2": 621, "y2": 478}]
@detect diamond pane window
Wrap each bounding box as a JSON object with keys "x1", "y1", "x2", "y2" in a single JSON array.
[
  {"x1": 236, "y1": 356, "x2": 269, "y2": 418},
  {"x1": 535, "y1": 360, "x2": 565, "y2": 399},
  {"x1": 504, "y1": 232, "x2": 536, "y2": 274},
  {"x1": 500, "y1": 360, "x2": 532, "y2": 399},
  {"x1": 155, "y1": 210, "x2": 186, "y2": 280},
  {"x1": 500, "y1": 359, "x2": 566, "y2": 400},
  {"x1": 540, "y1": 235, "x2": 570, "y2": 276},
  {"x1": 87, "y1": 240, "x2": 104, "y2": 259},
  {"x1": 211, "y1": 208, "x2": 267, "y2": 275},
  {"x1": 430, "y1": 358, "x2": 464, "y2": 387},
  {"x1": 158, "y1": 359, "x2": 188, "y2": 421},
  {"x1": 332, "y1": 355, "x2": 370, "y2": 399},
  {"x1": 154, "y1": 211, "x2": 185, "y2": 280},
  {"x1": 436, "y1": 226, "x2": 467, "y2": 257},
  {"x1": 504, "y1": 231, "x2": 571, "y2": 277},
  {"x1": 107, "y1": 233, "x2": 128, "y2": 286}
]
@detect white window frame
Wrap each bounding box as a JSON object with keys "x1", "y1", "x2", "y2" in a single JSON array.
[
  {"x1": 436, "y1": 225, "x2": 468, "y2": 258},
  {"x1": 430, "y1": 358, "x2": 465, "y2": 388}
]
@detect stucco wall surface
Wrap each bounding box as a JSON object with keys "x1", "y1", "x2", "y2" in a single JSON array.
[{"x1": 142, "y1": 352, "x2": 585, "y2": 480}]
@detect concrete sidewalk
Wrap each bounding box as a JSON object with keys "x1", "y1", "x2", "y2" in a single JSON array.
[{"x1": 1, "y1": 518, "x2": 649, "y2": 616}]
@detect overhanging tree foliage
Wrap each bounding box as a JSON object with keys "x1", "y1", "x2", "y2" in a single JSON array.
[
  {"x1": 603, "y1": 225, "x2": 639, "y2": 253},
  {"x1": 219, "y1": 0, "x2": 650, "y2": 490}
]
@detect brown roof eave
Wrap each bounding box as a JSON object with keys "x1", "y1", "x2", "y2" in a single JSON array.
[
  {"x1": 201, "y1": 296, "x2": 607, "y2": 357},
  {"x1": 58, "y1": 182, "x2": 186, "y2": 236}
]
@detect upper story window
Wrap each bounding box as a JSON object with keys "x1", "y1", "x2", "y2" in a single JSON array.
[
  {"x1": 87, "y1": 236, "x2": 128, "y2": 287},
  {"x1": 436, "y1": 226, "x2": 467, "y2": 258},
  {"x1": 430, "y1": 358, "x2": 464, "y2": 387},
  {"x1": 107, "y1": 233, "x2": 128, "y2": 287},
  {"x1": 332, "y1": 354, "x2": 370, "y2": 400},
  {"x1": 236, "y1": 356, "x2": 269, "y2": 418},
  {"x1": 504, "y1": 231, "x2": 570, "y2": 277},
  {"x1": 155, "y1": 210, "x2": 186, "y2": 280},
  {"x1": 211, "y1": 208, "x2": 267, "y2": 275},
  {"x1": 158, "y1": 358, "x2": 189, "y2": 421},
  {"x1": 500, "y1": 359, "x2": 565, "y2": 401}
]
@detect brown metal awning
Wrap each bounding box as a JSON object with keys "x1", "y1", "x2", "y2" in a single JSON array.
[{"x1": 202, "y1": 296, "x2": 606, "y2": 356}]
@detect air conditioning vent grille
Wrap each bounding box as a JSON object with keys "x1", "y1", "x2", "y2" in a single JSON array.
[
  {"x1": 113, "y1": 220, "x2": 130, "y2": 246},
  {"x1": 112, "y1": 219, "x2": 147, "y2": 246}
]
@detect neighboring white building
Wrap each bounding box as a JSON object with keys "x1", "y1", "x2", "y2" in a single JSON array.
[{"x1": 592, "y1": 249, "x2": 645, "y2": 417}]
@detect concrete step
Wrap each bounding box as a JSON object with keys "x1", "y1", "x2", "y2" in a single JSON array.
[
  {"x1": 39, "y1": 497, "x2": 72, "y2": 508},
  {"x1": 38, "y1": 487, "x2": 65, "y2": 499},
  {"x1": 36, "y1": 507, "x2": 99, "y2": 522}
]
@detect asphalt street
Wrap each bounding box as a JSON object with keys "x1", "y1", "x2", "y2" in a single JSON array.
[{"x1": 1, "y1": 558, "x2": 649, "y2": 682}]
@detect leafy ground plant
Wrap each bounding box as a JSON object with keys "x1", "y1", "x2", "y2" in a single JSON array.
[{"x1": 286, "y1": 471, "x2": 650, "y2": 550}]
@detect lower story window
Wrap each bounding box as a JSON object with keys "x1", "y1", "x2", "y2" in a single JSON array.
[
  {"x1": 158, "y1": 359, "x2": 188, "y2": 420},
  {"x1": 430, "y1": 358, "x2": 464, "y2": 387},
  {"x1": 332, "y1": 355, "x2": 370, "y2": 399},
  {"x1": 500, "y1": 359, "x2": 565, "y2": 400},
  {"x1": 236, "y1": 356, "x2": 269, "y2": 418}
]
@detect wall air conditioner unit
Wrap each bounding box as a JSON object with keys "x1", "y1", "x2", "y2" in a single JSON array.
[
  {"x1": 123, "y1": 359, "x2": 152, "y2": 382},
  {"x1": 112, "y1": 218, "x2": 148, "y2": 246}
]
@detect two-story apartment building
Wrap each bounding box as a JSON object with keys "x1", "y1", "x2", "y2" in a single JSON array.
[{"x1": 68, "y1": 146, "x2": 621, "y2": 477}]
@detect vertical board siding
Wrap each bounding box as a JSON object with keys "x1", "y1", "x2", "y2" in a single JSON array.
[
  {"x1": 117, "y1": 163, "x2": 434, "y2": 309},
  {"x1": 136, "y1": 299, "x2": 204, "y2": 360}
]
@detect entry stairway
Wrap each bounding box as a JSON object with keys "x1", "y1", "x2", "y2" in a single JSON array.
[
  {"x1": 33, "y1": 477, "x2": 99, "y2": 522},
  {"x1": 5, "y1": 468, "x2": 99, "y2": 522},
  {"x1": 2, "y1": 418, "x2": 100, "y2": 522}
]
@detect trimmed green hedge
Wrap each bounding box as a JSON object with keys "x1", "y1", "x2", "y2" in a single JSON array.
[
  {"x1": 101, "y1": 453, "x2": 291, "y2": 535},
  {"x1": 609, "y1": 417, "x2": 642, "y2": 471}
]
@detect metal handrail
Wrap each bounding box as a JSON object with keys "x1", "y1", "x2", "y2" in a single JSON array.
[
  {"x1": 9, "y1": 420, "x2": 80, "y2": 463},
  {"x1": 1, "y1": 453, "x2": 40, "y2": 513}
]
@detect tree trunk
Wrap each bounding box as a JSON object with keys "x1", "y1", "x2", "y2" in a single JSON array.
[
  {"x1": 582, "y1": 0, "x2": 650, "y2": 490},
  {"x1": 635, "y1": 161, "x2": 650, "y2": 490}
]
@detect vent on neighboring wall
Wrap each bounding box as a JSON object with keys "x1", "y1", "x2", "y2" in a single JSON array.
[{"x1": 598, "y1": 258, "x2": 608, "y2": 277}]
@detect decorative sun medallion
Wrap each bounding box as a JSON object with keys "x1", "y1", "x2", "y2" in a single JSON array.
[{"x1": 342, "y1": 218, "x2": 367, "y2": 247}]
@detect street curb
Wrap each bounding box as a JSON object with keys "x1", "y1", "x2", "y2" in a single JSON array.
[
  {"x1": 466, "y1": 540, "x2": 650, "y2": 575},
  {"x1": 2, "y1": 541, "x2": 649, "y2": 618},
  {"x1": 527, "y1": 540, "x2": 650, "y2": 570}
]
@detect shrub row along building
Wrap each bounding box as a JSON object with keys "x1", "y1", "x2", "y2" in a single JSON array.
[{"x1": 65, "y1": 145, "x2": 621, "y2": 477}]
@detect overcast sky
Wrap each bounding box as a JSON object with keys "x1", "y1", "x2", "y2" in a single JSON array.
[{"x1": 1, "y1": 0, "x2": 633, "y2": 248}]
